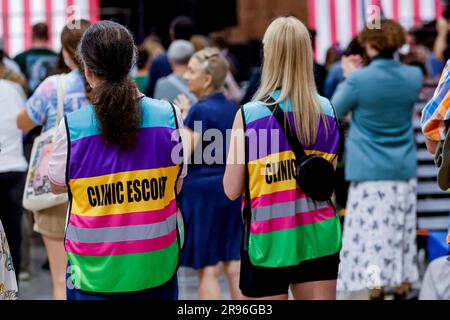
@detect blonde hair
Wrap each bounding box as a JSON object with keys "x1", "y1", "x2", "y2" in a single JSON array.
[
  {"x1": 255, "y1": 16, "x2": 323, "y2": 146},
  {"x1": 193, "y1": 47, "x2": 229, "y2": 91}
]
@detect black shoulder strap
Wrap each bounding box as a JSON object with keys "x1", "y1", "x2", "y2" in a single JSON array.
[
  {"x1": 266, "y1": 97, "x2": 306, "y2": 160},
  {"x1": 241, "y1": 106, "x2": 251, "y2": 251},
  {"x1": 169, "y1": 102, "x2": 184, "y2": 181},
  {"x1": 169, "y1": 102, "x2": 186, "y2": 252}
]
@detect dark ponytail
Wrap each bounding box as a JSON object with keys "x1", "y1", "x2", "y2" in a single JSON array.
[{"x1": 79, "y1": 21, "x2": 141, "y2": 149}]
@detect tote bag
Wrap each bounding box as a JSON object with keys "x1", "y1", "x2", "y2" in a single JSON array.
[{"x1": 22, "y1": 75, "x2": 68, "y2": 211}]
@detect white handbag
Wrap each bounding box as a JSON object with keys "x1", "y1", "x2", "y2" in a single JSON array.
[{"x1": 22, "y1": 75, "x2": 68, "y2": 212}]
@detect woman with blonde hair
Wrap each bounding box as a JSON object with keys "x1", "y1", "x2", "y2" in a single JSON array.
[{"x1": 224, "y1": 16, "x2": 342, "y2": 300}]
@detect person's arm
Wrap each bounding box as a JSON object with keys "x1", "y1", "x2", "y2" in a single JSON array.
[
  {"x1": 17, "y1": 77, "x2": 54, "y2": 133},
  {"x1": 435, "y1": 18, "x2": 449, "y2": 62},
  {"x1": 425, "y1": 140, "x2": 439, "y2": 155},
  {"x1": 51, "y1": 181, "x2": 68, "y2": 194},
  {"x1": 17, "y1": 109, "x2": 38, "y2": 133},
  {"x1": 49, "y1": 118, "x2": 69, "y2": 194},
  {"x1": 421, "y1": 62, "x2": 450, "y2": 154},
  {"x1": 223, "y1": 110, "x2": 246, "y2": 201}
]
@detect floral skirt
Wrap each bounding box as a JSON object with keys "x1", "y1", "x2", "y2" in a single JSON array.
[
  {"x1": 0, "y1": 220, "x2": 18, "y2": 300},
  {"x1": 337, "y1": 179, "x2": 419, "y2": 292}
]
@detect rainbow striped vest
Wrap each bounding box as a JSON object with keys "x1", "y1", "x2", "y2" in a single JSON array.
[
  {"x1": 242, "y1": 92, "x2": 342, "y2": 268},
  {"x1": 65, "y1": 98, "x2": 183, "y2": 293}
]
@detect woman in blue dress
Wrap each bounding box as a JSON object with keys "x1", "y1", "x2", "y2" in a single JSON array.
[{"x1": 175, "y1": 47, "x2": 243, "y2": 300}]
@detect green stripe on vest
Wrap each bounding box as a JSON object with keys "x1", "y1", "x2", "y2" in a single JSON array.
[
  {"x1": 249, "y1": 216, "x2": 342, "y2": 268},
  {"x1": 68, "y1": 241, "x2": 179, "y2": 293}
]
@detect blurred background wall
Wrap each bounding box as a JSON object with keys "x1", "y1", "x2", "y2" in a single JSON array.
[{"x1": 0, "y1": 0, "x2": 446, "y2": 71}]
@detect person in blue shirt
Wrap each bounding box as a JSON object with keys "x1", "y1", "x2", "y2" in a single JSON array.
[
  {"x1": 175, "y1": 47, "x2": 243, "y2": 300},
  {"x1": 145, "y1": 16, "x2": 194, "y2": 98},
  {"x1": 332, "y1": 19, "x2": 424, "y2": 300}
]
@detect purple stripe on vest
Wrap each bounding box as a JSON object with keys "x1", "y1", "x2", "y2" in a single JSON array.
[
  {"x1": 69, "y1": 127, "x2": 179, "y2": 179},
  {"x1": 245, "y1": 114, "x2": 339, "y2": 162}
]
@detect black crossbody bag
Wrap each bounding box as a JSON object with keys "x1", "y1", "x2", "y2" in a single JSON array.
[{"x1": 266, "y1": 100, "x2": 335, "y2": 202}]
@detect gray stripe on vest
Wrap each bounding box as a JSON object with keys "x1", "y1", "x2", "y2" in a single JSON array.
[
  {"x1": 65, "y1": 214, "x2": 177, "y2": 244},
  {"x1": 251, "y1": 199, "x2": 330, "y2": 222}
]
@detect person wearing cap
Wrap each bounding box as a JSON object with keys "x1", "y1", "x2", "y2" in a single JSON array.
[{"x1": 154, "y1": 40, "x2": 197, "y2": 106}]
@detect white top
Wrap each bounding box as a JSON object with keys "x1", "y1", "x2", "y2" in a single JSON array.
[
  {"x1": 0, "y1": 80, "x2": 28, "y2": 173},
  {"x1": 48, "y1": 105, "x2": 188, "y2": 186}
]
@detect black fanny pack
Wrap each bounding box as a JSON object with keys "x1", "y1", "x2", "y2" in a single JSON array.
[{"x1": 267, "y1": 100, "x2": 335, "y2": 202}]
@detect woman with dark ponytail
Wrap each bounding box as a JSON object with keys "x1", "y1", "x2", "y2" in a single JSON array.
[
  {"x1": 80, "y1": 22, "x2": 142, "y2": 148},
  {"x1": 48, "y1": 21, "x2": 186, "y2": 300}
]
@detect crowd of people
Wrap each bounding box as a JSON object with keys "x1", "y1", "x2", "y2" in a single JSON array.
[{"x1": 0, "y1": 10, "x2": 449, "y2": 301}]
